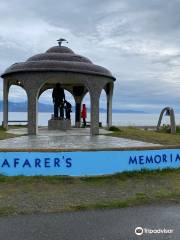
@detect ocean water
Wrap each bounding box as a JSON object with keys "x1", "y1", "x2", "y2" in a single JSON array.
[{"x1": 1, "y1": 112, "x2": 180, "y2": 127}]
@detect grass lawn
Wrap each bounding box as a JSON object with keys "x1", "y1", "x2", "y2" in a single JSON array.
[
  {"x1": 109, "y1": 127, "x2": 180, "y2": 145},
  {"x1": 0, "y1": 168, "x2": 179, "y2": 216},
  {"x1": 0, "y1": 126, "x2": 18, "y2": 140},
  {"x1": 8, "y1": 124, "x2": 27, "y2": 129}
]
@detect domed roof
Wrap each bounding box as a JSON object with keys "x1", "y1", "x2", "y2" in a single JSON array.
[
  {"x1": 27, "y1": 46, "x2": 92, "y2": 64},
  {"x1": 46, "y1": 46, "x2": 74, "y2": 54},
  {"x1": 1, "y1": 45, "x2": 115, "y2": 80}
]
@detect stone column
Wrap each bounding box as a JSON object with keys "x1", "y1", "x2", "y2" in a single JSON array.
[
  {"x1": 106, "y1": 83, "x2": 114, "y2": 128},
  {"x1": 27, "y1": 89, "x2": 38, "y2": 135},
  {"x1": 74, "y1": 96, "x2": 83, "y2": 128},
  {"x1": 90, "y1": 88, "x2": 102, "y2": 135},
  {"x1": 2, "y1": 79, "x2": 9, "y2": 129}
]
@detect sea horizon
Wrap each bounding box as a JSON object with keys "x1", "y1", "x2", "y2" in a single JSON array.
[{"x1": 1, "y1": 112, "x2": 180, "y2": 127}]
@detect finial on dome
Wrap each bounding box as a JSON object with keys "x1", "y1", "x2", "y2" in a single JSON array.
[{"x1": 57, "y1": 38, "x2": 68, "y2": 47}]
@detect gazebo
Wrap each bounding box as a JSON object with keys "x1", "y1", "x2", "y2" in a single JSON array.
[{"x1": 1, "y1": 41, "x2": 116, "y2": 135}]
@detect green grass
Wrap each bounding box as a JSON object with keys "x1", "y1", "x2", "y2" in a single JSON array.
[
  {"x1": 8, "y1": 124, "x2": 27, "y2": 129},
  {"x1": 109, "y1": 126, "x2": 180, "y2": 145},
  {"x1": 0, "y1": 168, "x2": 176, "y2": 183},
  {"x1": 0, "y1": 127, "x2": 18, "y2": 140},
  {"x1": 0, "y1": 207, "x2": 16, "y2": 216},
  {"x1": 0, "y1": 168, "x2": 179, "y2": 216},
  {"x1": 70, "y1": 191, "x2": 180, "y2": 212}
]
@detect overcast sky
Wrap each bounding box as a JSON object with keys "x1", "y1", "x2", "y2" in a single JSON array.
[{"x1": 1, "y1": 0, "x2": 180, "y2": 112}]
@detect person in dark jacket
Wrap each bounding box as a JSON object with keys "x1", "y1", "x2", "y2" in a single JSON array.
[
  {"x1": 65, "y1": 100, "x2": 72, "y2": 120},
  {"x1": 52, "y1": 83, "x2": 65, "y2": 118}
]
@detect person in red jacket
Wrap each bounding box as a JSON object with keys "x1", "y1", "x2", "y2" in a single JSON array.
[{"x1": 81, "y1": 104, "x2": 87, "y2": 127}]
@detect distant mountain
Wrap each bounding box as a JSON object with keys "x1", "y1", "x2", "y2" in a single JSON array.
[
  {"x1": 0, "y1": 101, "x2": 146, "y2": 113},
  {"x1": 111, "y1": 109, "x2": 146, "y2": 114},
  {"x1": 0, "y1": 101, "x2": 53, "y2": 112}
]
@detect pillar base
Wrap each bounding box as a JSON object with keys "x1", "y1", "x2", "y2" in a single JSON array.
[
  {"x1": 2, "y1": 121, "x2": 8, "y2": 130},
  {"x1": 75, "y1": 121, "x2": 81, "y2": 128},
  {"x1": 28, "y1": 125, "x2": 38, "y2": 135},
  {"x1": 90, "y1": 127, "x2": 99, "y2": 135}
]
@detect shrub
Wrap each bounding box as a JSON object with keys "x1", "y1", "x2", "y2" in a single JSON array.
[
  {"x1": 176, "y1": 125, "x2": 180, "y2": 133},
  {"x1": 109, "y1": 126, "x2": 120, "y2": 131},
  {"x1": 159, "y1": 124, "x2": 171, "y2": 133}
]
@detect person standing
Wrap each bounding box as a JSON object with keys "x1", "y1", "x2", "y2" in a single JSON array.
[
  {"x1": 65, "y1": 100, "x2": 72, "y2": 120},
  {"x1": 81, "y1": 104, "x2": 87, "y2": 127},
  {"x1": 52, "y1": 83, "x2": 65, "y2": 118}
]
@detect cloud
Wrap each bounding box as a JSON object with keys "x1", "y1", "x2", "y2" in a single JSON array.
[{"x1": 0, "y1": 0, "x2": 180, "y2": 112}]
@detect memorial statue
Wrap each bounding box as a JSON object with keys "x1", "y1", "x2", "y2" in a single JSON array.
[{"x1": 52, "y1": 83, "x2": 65, "y2": 118}]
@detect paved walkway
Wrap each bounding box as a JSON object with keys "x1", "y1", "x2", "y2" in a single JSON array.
[
  {"x1": 0, "y1": 204, "x2": 179, "y2": 240},
  {"x1": 0, "y1": 127, "x2": 159, "y2": 149},
  {"x1": 7, "y1": 127, "x2": 111, "y2": 136}
]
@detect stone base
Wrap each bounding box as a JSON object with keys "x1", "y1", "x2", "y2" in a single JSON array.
[{"x1": 48, "y1": 118, "x2": 71, "y2": 130}]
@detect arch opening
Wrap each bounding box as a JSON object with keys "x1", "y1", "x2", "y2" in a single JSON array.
[
  {"x1": 8, "y1": 84, "x2": 28, "y2": 127},
  {"x1": 38, "y1": 87, "x2": 76, "y2": 129},
  {"x1": 99, "y1": 89, "x2": 107, "y2": 127},
  {"x1": 81, "y1": 92, "x2": 91, "y2": 127}
]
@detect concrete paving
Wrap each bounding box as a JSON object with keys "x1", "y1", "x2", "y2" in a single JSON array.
[
  {"x1": 0, "y1": 204, "x2": 179, "y2": 240},
  {"x1": 7, "y1": 127, "x2": 112, "y2": 136},
  {"x1": 0, "y1": 127, "x2": 159, "y2": 149}
]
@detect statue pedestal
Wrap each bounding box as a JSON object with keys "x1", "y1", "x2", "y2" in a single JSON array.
[{"x1": 48, "y1": 118, "x2": 71, "y2": 130}]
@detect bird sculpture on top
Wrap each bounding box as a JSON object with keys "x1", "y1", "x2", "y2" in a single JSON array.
[{"x1": 57, "y1": 38, "x2": 68, "y2": 46}]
